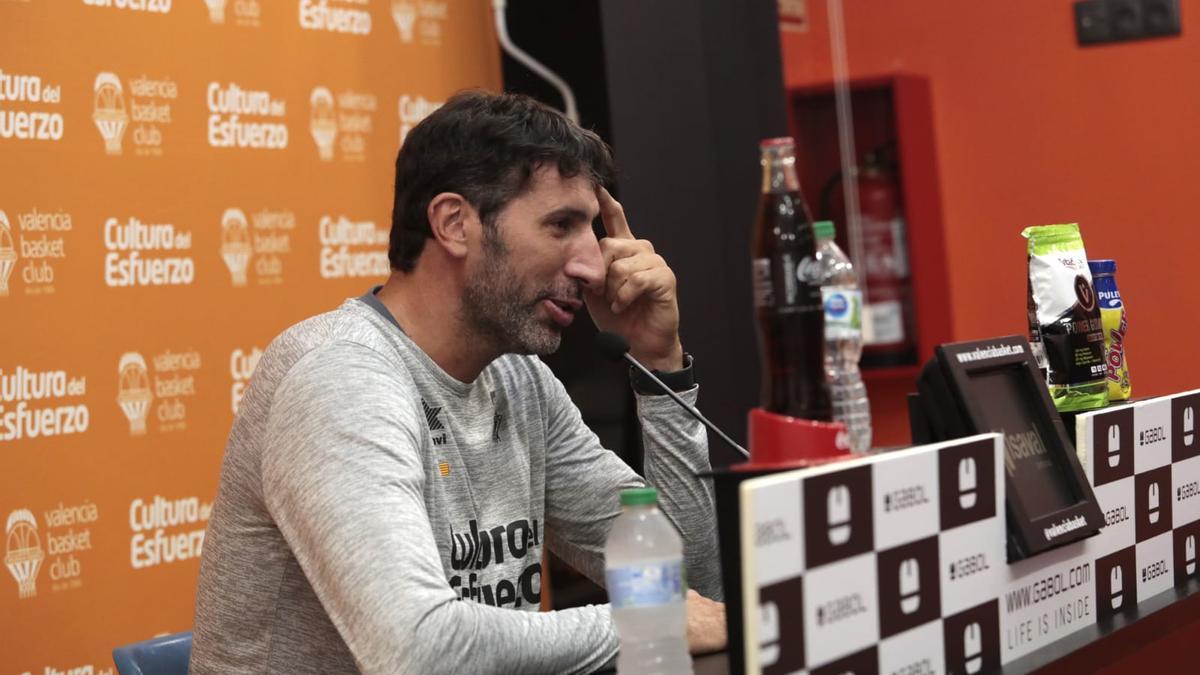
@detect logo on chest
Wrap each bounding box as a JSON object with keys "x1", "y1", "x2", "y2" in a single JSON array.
[
  {"x1": 448, "y1": 517, "x2": 543, "y2": 608},
  {"x1": 421, "y1": 398, "x2": 447, "y2": 446}
]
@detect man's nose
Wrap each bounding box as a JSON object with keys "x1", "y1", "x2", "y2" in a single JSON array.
[{"x1": 562, "y1": 233, "x2": 605, "y2": 291}]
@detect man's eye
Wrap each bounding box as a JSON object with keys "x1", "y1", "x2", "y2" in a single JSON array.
[{"x1": 551, "y1": 220, "x2": 571, "y2": 230}]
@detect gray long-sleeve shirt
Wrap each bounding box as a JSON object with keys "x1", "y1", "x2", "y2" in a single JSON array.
[{"x1": 189, "y1": 294, "x2": 720, "y2": 674}]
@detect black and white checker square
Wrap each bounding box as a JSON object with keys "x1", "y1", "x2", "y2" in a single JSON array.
[
  {"x1": 1094, "y1": 546, "x2": 1137, "y2": 621},
  {"x1": 943, "y1": 600, "x2": 1000, "y2": 675}
]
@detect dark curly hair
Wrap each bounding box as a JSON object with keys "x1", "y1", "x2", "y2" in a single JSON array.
[{"x1": 389, "y1": 90, "x2": 616, "y2": 272}]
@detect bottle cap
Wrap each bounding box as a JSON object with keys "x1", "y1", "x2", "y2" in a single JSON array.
[
  {"x1": 813, "y1": 220, "x2": 836, "y2": 239},
  {"x1": 759, "y1": 136, "x2": 795, "y2": 149},
  {"x1": 1088, "y1": 259, "x2": 1116, "y2": 275},
  {"x1": 620, "y1": 487, "x2": 659, "y2": 506}
]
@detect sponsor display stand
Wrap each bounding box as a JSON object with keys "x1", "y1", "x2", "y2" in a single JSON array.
[{"x1": 726, "y1": 388, "x2": 1200, "y2": 674}]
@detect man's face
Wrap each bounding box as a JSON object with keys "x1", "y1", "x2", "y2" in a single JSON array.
[{"x1": 461, "y1": 165, "x2": 604, "y2": 355}]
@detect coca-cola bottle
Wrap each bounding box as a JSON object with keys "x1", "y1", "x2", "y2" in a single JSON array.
[{"x1": 751, "y1": 137, "x2": 833, "y2": 421}]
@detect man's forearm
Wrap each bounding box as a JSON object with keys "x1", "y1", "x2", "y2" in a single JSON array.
[{"x1": 636, "y1": 387, "x2": 723, "y2": 601}]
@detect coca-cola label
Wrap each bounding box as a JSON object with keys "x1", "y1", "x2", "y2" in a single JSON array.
[{"x1": 753, "y1": 258, "x2": 774, "y2": 308}]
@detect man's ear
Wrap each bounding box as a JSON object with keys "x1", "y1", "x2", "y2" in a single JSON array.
[{"x1": 426, "y1": 192, "x2": 472, "y2": 260}]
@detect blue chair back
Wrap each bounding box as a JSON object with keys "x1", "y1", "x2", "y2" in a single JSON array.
[{"x1": 112, "y1": 631, "x2": 192, "y2": 675}]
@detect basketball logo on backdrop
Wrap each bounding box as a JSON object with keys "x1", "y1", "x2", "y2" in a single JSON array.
[
  {"x1": 93, "y1": 73, "x2": 129, "y2": 155},
  {"x1": 309, "y1": 87, "x2": 337, "y2": 160},
  {"x1": 91, "y1": 71, "x2": 177, "y2": 156},
  {"x1": 221, "y1": 208, "x2": 252, "y2": 286},
  {"x1": 1, "y1": 206, "x2": 74, "y2": 296},
  {"x1": 5, "y1": 509, "x2": 45, "y2": 599},
  {"x1": 391, "y1": 0, "x2": 449, "y2": 45},
  {"x1": 310, "y1": 86, "x2": 375, "y2": 162},
  {"x1": 219, "y1": 207, "x2": 294, "y2": 286},
  {"x1": 399, "y1": 94, "x2": 443, "y2": 147},
  {"x1": 117, "y1": 352, "x2": 153, "y2": 435},
  {"x1": 116, "y1": 349, "x2": 202, "y2": 434},
  {"x1": 0, "y1": 211, "x2": 16, "y2": 296},
  {"x1": 392, "y1": 0, "x2": 416, "y2": 41},
  {"x1": 205, "y1": 0, "x2": 262, "y2": 26},
  {"x1": 205, "y1": 0, "x2": 227, "y2": 22}
]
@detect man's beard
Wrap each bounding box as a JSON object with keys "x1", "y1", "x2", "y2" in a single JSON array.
[{"x1": 460, "y1": 228, "x2": 576, "y2": 356}]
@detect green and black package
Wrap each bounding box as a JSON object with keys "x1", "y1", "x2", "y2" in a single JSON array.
[{"x1": 1021, "y1": 223, "x2": 1109, "y2": 412}]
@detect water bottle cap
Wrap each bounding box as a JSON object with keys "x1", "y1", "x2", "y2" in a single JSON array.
[
  {"x1": 620, "y1": 487, "x2": 659, "y2": 506},
  {"x1": 1088, "y1": 259, "x2": 1116, "y2": 275},
  {"x1": 759, "y1": 136, "x2": 795, "y2": 149},
  {"x1": 813, "y1": 220, "x2": 836, "y2": 239}
]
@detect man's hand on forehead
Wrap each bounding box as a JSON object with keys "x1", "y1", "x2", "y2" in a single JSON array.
[{"x1": 584, "y1": 188, "x2": 684, "y2": 372}]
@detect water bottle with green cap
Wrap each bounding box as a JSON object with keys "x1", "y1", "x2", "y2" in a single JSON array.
[
  {"x1": 814, "y1": 220, "x2": 872, "y2": 452},
  {"x1": 605, "y1": 486, "x2": 692, "y2": 673}
]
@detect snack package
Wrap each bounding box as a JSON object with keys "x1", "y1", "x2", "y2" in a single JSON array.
[
  {"x1": 1089, "y1": 259, "x2": 1131, "y2": 401},
  {"x1": 1021, "y1": 224, "x2": 1109, "y2": 412}
]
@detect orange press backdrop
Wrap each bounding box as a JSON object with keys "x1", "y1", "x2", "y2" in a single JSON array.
[{"x1": 0, "y1": 2, "x2": 500, "y2": 672}]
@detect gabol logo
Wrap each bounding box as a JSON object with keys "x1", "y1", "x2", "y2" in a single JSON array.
[
  {"x1": 82, "y1": 0, "x2": 172, "y2": 14},
  {"x1": 299, "y1": 0, "x2": 371, "y2": 35},
  {"x1": 103, "y1": 216, "x2": 196, "y2": 287},
  {"x1": 207, "y1": 82, "x2": 288, "y2": 150},
  {"x1": 0, "y1": 69, "x2": 65, "y2": 142},
  {"x1": 310, "y1": 86, "x2": 376, "y2": 162},
  {"x1": 959, "y1": 457, "x2": 977, "y2": 508},
  {"x1": 5, "y1": 509, "x2": 44, "y2": 599},
  {"x1": 399, "y1": 94, "x2": 443, "y2": 146},
  {"x1": 826, "y1": 484, "x2": 850, "y2": 545}
]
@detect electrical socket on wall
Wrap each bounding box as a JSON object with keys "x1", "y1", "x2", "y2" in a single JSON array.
[{"x1": 1075, "y1": 0, "x2": 1181, "y2": 45}]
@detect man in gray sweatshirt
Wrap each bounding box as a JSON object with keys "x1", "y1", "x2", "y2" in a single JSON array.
[{"x1": 190, "y1": 90, "x2": 726, "y2": 674}]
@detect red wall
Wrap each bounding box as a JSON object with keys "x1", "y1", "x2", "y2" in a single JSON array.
[{"x1": 781, "y1": 1, "x2": 1200, "y2": 444}]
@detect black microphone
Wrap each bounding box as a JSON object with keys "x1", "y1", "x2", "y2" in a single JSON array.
[{"x1": 594, "y1": 331, "x2": 750, "y2": 459}]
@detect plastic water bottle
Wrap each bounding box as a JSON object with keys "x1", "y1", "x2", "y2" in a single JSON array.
[
  {"x1": 813, "y1": 220, "x2": 872, "y2": 452},
  {"x1": 605, "y1": 487, "x2": 692, "y2": 674}
]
